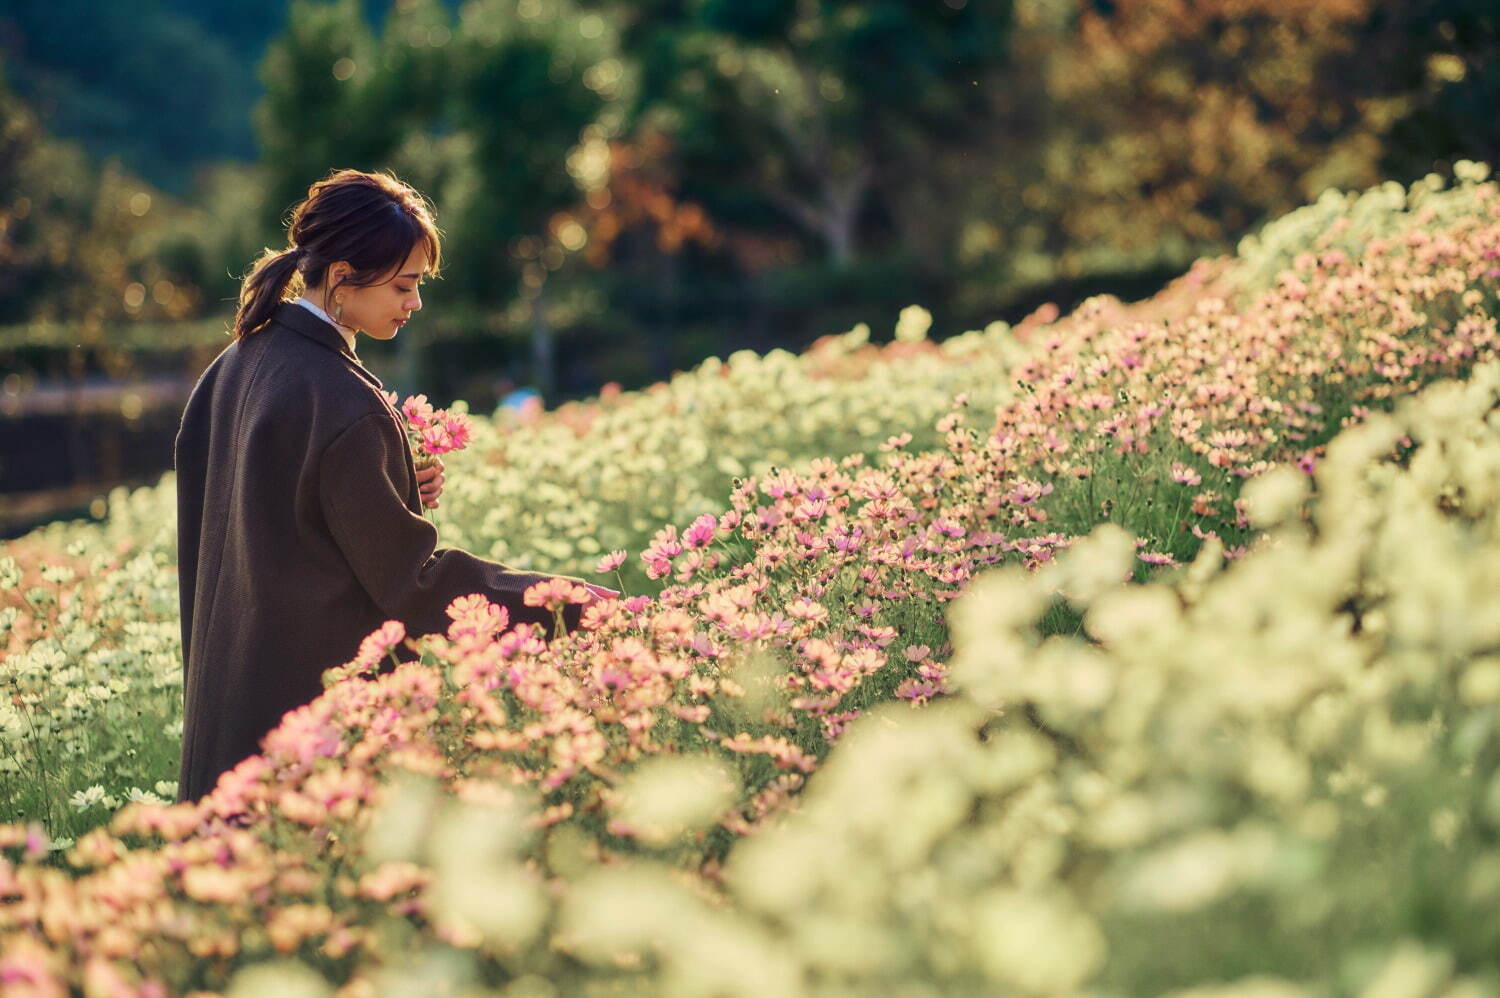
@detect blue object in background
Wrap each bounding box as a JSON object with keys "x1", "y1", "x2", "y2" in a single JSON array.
[{"x1": 501, "y1": 387, "x2": 541, "y2": 411}]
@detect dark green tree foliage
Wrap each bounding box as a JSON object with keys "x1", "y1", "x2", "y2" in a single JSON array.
[
  {"x1": 0, "y1": 0, "x2": 252, "y2": 193},
  {"x1": 614, "y1": 0, "x2": 1012, "y2": 266},
  {"x1": 256, "y1": 0, "x2": 607, "y2": 305},
  {"x1": 255, "y1": 0, "x2": 398, "y2": 230},
  {"x1": 443, "y1": 0, "x2": 609, "y2": 308},
  {"x1": 362, "y1": 0, "x2": 454, "y2": 139},
  {"x1": 0, "y1": 68, "x2": 61, "y2": 322},
  {"x1": 155, "y1": 0, "x2": 295, "y2": 61},
  {"x1": 1360, "y1": 0, "x2": 1500, "y2": 178},
  {"x1": 0, "y1": 66, "x2": 196, "y2": 327}
]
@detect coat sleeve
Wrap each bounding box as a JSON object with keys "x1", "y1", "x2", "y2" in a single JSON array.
[{"x1": 318, "y1": 410, "x2": 584, "y2": 638}]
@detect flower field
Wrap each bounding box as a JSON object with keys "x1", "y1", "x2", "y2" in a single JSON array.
[{"x1": 0, "y1": 164, "x2": 1497, "y2": 993}]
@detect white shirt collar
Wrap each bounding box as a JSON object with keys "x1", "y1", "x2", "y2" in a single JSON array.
[{"x1": 293, "y1": 296, "x2": 357, "y2": 355}]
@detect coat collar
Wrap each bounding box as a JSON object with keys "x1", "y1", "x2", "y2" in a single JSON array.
[{"x1": 269, "y1": 301, "x2": 384, "y2": 391}]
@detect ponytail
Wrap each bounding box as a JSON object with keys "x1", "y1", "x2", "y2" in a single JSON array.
[{"x1": 233, "y1": 246, "x2": 305, "y2": 341}]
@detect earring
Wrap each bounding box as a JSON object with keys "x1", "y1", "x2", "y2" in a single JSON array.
[{"x1": 334, "y1": 297, "x2": 344, "y2": 324}]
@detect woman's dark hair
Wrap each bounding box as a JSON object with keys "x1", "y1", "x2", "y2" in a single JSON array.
[{"x1": 233, "y1": 168, "x2": 442, "y2": 341}]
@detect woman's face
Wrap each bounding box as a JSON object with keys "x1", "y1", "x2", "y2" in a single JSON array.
[{"x1": 324, "y1": 243, "x2": 428, "y2": 341}]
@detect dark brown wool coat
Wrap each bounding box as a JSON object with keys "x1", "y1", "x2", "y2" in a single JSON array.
[{"x1": 174, "y1": 302, "x2": 581, "y2": 804}]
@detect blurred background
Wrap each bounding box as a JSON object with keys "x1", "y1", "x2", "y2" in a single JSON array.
[{"x1": 0, "y1": 0, "x2": 1496, "y2": 536}]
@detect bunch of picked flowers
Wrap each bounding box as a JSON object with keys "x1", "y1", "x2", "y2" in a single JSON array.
[
  {"x1": 384, "y1": 392, "x2": 474, "y2": 471},
  {"x1": 384, "y1": 392, "x2": 473, "y2": 526}
]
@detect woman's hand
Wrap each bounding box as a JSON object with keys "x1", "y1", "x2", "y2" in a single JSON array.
[
  {"x1": 416, "y1": 458, "x2": 445, "y2": 509},
  {"x1": 582, "y1": 582, "x2": 620, "y2": 603}
]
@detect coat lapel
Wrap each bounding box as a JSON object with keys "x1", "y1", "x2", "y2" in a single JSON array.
[
  {"x1": 269, "y1": 302, "x2": 418, "y2": 505},
  {"x1": 270, "y1": 302, "x2": 386, "y2": 393}
]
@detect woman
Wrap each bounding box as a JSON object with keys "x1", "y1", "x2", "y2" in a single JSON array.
[{"x1": 173, "y1": 168, "x2": 613, "y2": 805}]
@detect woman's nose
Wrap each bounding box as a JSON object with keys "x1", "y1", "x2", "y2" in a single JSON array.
[{"x1": 407, "y1": 291, "x2": 422, "y2": 311}]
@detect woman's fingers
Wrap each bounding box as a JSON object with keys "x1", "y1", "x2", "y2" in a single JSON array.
[
  {"x1": 583, "y1": 582, "x2": 619, "y2": 601},
  {"x1": 416, "y1": 463, "x2": 444, "y2": 508}
]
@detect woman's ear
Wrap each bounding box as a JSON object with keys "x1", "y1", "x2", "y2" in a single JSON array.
[{"x1": 328, "y1": 261, "x2": 351, "y2": 290}]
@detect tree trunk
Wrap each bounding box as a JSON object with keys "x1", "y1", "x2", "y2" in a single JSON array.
[
  {"x1": 656, "y1": 251, "x2": 679, "y2": 380},
  {"x1": 823, "y1": 174, "x2": 864, "y2": 268},
  {"x1": 767, "y1": 165, "x2": 871, "y2": 268},
  {"x1": 531, "y1": 280, "x2": 555, "y2": 403}
]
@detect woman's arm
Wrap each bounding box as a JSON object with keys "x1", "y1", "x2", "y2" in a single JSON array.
[{"x1": 318, "y1": 410, "x2": 589, "y2": 638}]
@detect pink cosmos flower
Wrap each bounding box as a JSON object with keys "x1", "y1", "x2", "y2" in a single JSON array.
[
  {"x1": 402, "y1": 394, "x2": 436, "y2": 430},
  {"x1": 355, "y1": 620, "x2": 406, "y2": 668},
  {"x1": 670, "y1": 704, "x2": 711, "y2": 723},
  {"x1": 644, "y1": 524, "x2": 684, "y2": 562},
  {"x1": 419, "y1": 423, "x2": 455, "y2": 455},
  {"x1": 1170, "y1": 462, "x2": 1202, "y2": 486},
  {"x1": 683, "y1": 513, "x2": 718, "y2": 549},
  {"x1": 522, "y1": 577, "x2": 592, "y2": 610},
  {"x1": 445, "y1": 594, "x2": 509, "y2": 639},
  {"x1": 595, "y1": 550, "x2": 628, "y2": 573},
  {"x1": 896, "y1": 677, "x2": 944, "y2": 704},
  {"x1": 395, "y1": 394, "x2": 473, "y2": 464},
  {"x1": 443, "y1": 412, "x2": 473, "y2": 449},
  {"x1": 22, "y1": 825, "x2": 47, "y2": 860},
  {"x1": 819, "y1": 710, "x2": 861, "y2": 739},
  {"x1": 787, "y1": 599, "x2": 829, "y2": 624}
]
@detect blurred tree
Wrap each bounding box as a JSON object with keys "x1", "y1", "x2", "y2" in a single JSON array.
[
  {"x1": 9, "y1": 0, "x2": 1498, "y2": 409},
  {"x1": 156, "y1": 0, "x2": 297, "y2": 62},
  {"x1": 1343, "y1": 0, "x2": 1500, "y2": 179},
  {"x1": 440, "y1": 0, "x2": 613, "y2": 306},
  {"x1": 0, "y1": 64, "x2": 57, "y2": 324},
  {"x1": 255, "y1": 0, "x2": 397, "y2": 231},
  {"x1": 572, "y1": 128, "x2": 724, "y2": 378},
  {"x1": 945, "y1": 0, "x2": 1399, "y2": 320},
  {"x1": 442, "y1": 0, "x2": 616, "y2": 399},
  {"x1": 254, "y1": 0, "x2": 617, "y2": 399},
  {"x1": 0, "y1": 64, "x2": 201, "y2": 329},
  {"x1": 607, "y1": 0, "x2": 1013, "y2": 268},
  {"x1": 152, "y1": 162, "x2": 276, "y2": 320},
  {"x1": 0, "y1": 0, "x2": 253, "y2": 194},
  {"x1": 364, "y1": 0, "x2": 457, "y2": 140},
  {"x1": 578, "y1": 132, "x2": 722, "y2": 271}
]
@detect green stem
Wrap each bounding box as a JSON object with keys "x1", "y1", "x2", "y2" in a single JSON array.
[{"x1": 17, "y1": 698, "x2": 54, "y2": 832}]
